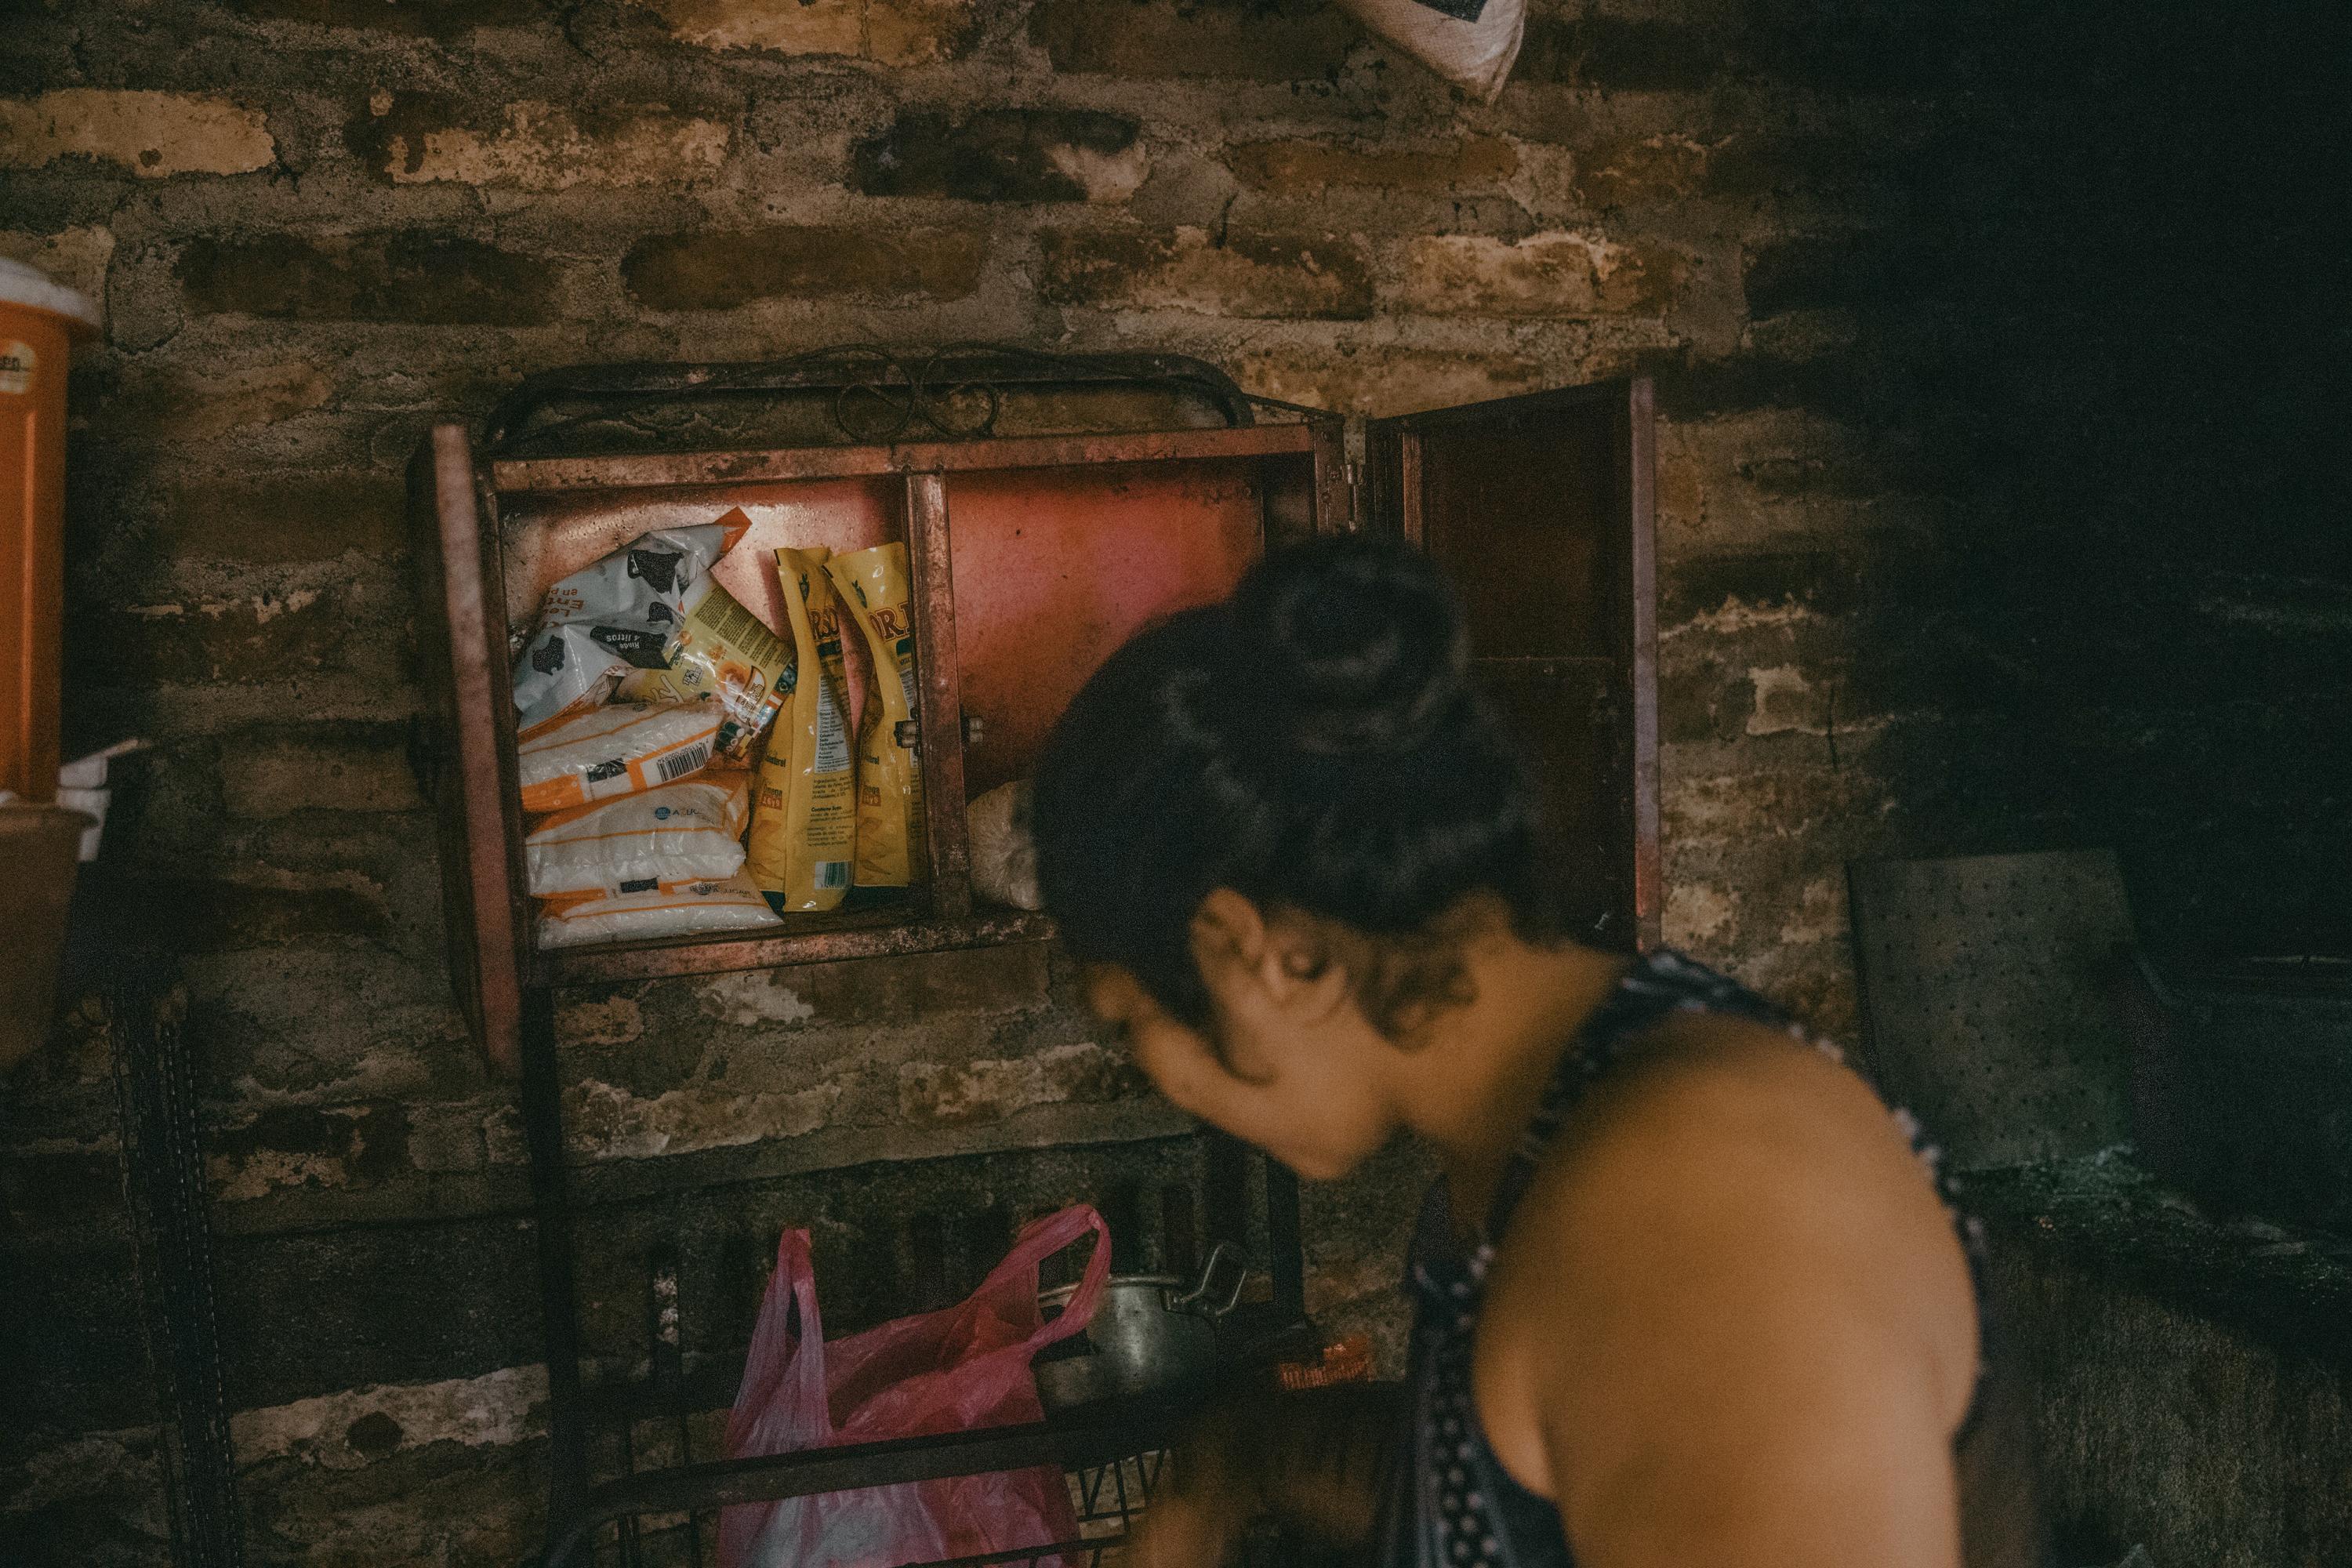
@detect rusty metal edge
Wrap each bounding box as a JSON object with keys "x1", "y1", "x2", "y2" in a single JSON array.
[
  {"x1": 1396, "y1": 430, "x2": 1426, "y2": 549},
  {"x1": 1623, "y1": 376, "x2": 1661, "y2": 954},
  {"x1": 433, "y1": 423, "x2": 528, "y2": 1073},
  {"x1": 532, "y1": 909, "x2": 1057, "y2": 988},
  {"x1": 1308, "y1": 419, "x2": 1352, "y2": 538},
  {"x1": 1370, "y1": 376, "x2": 1640, "y2": 430},
  {"x1": 906, "y1": 472, "x2": 975, "y2": 920},
  {"x1": 491, "y1": 424, "x2": 1317, "y2": 495},
  {"x1": 482, "y1": 347, "x2": 1264, "y2": 456}
]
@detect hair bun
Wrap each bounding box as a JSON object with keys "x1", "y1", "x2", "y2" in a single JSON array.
[{"x1": 1233, "y1": 536, "x2": 1471, "y2": 756}]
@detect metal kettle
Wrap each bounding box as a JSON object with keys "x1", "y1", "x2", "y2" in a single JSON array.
[{"x1": 1033, "y1": 1243, "x2": 1248, "y2": 1411}]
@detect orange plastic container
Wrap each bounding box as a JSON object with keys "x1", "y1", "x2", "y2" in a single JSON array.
[{"x1": 0, "y1": 260, "x2": 99, "y2": 804}]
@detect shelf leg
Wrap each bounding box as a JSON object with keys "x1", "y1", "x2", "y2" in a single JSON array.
[
  {"x1": 521, "y1": 985, "x2": 592, "y2": 1529},
  {"x1": 1205, "y1": 1132, "x2": 1250, "y2": 1258},
  {"x1": 1265, "y1": 1157, "x2": 1306, "y2": 1321}
]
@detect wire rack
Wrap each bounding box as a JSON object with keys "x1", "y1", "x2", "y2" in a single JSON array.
[
  {"x1": 110, "y1": 965, "x2": 245, "y2": 1568},
  {"x1": 564, "y1": 1451, "x2": 1168, "y2": 1568},
  {"x1": 547, "y1": 1416, "x2": 1328, "y2": 1568},
  {"x1": 538, "y1": 1209, "x2": 1323, "y2": 1568}
]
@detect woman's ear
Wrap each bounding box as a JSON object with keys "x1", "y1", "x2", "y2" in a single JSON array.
[
  {"x1": 1193, "y1": 890, "x2": 1349, "y2": 1021},
  {"x1": 1190, "y1": 888, "x2": 1269, "y2": 987}
]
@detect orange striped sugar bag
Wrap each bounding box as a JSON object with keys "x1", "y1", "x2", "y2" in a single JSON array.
[
  {"x1": 535, "y1": 873, "x2": 780, "y2": 951},
  {"x1": 517, "y1": 702, "x2": 720, "y2": 815},
  {"x1": 525, "y1": 772, "x2": 750, "y2": 900}
]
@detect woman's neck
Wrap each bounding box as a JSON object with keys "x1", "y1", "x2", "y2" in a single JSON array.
[{"x1": 1400, "y1": 935, "x2": 1632, "y2": 1236}]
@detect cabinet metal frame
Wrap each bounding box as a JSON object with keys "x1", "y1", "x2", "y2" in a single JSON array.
[{"x1": 405, "y1": 353, "x2": 1656, "y2": 1558}]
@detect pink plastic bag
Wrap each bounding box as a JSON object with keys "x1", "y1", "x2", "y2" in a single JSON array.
[{"x1": 720, "y1": 1205, "x2": 1112, "y2": 1568}]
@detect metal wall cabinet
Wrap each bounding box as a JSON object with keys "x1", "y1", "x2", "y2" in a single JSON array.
[
  {"x1": 405, "y1": 350, "x2": 1656, "y2": 1563},
  {"x1": 1365, "y1": 379, "x2": 1661, "y2": 954}
]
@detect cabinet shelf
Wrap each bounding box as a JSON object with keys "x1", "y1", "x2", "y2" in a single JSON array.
[
  {"x1": 551, "y1": 1298, "x2": 1324, "y2": 1568},
  {"x1": 412, "y1": 368, "x2": 1656, "y2": 1069},
  {"x1": 532, "y1": 907, "x2": 1055, "y2": 987},
  {"x1": 543, "y1": 1398, "x2": 1195, "y2": 1568},
  {"x1": 491, "y1": 423, "x2": 1317, "y2": 495},
  {"x1": 412, "y1": 387, "x2": 1347, "y2": 1073},
  {"x1": 411, "y1": 386, "x2": 1653, "y2": 1070}
]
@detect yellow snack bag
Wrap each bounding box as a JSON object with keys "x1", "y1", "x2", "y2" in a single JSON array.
[
  {"x1": 826, "y1": 542, "x2": 926, "y2": 890},
  {"x1": 614, "y1": 576, "x2": 789, "y2": 762},
  {"x1": 746, "y1": 546, "x2": 855, "y2": 912}
]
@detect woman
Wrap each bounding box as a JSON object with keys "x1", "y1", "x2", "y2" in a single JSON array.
[{"x1": 1033, "y1": 537, "x2": 2006, "y2": 1568}]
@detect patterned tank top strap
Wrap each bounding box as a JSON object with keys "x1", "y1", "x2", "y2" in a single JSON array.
[{"x1": 1481, "y1": 950, "x2": 1801, "y2": 1242}]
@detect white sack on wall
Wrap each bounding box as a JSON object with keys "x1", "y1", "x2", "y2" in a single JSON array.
[{"x1": 1335, "y1": 0, "x2": 1527, "y2": 101}]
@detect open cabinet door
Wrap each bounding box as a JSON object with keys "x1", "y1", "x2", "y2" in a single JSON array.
[
  {"x1": 408, "y1": 423, "x2": 529, "y2": 1073},
  {"x1": 1367, "y1": 379, "x2": 1659, "y2": 952}
]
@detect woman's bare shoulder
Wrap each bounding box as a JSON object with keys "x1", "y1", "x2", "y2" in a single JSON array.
[
  {"x1": 1553, "y1": 1007, "x2": 1921, "y2": 1195},
  {"x1": 1486, "y1": 1007, "x2": 1980, "y2": 1420}
]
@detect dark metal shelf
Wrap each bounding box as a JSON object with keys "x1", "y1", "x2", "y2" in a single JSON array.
[
  {"x1": 532, "y1": 906, "x2": 1054, "y2": 986},
  {"x1": 492, "y1": 423, "x2": 1319, "y2": 496},
  {"x1": 544, "y1": 1396, "x2": 1199, "y2": 1568},
  {"x1": 574, "y1": 1302, "x2": 1316, "y2": 1428}
]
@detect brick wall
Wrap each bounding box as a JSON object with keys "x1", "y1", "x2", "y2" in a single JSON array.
[{"x1": 5, "y1": 0, "x2": 2347, "y2": 1563}]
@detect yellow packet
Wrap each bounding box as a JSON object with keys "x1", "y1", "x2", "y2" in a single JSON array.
[
  {"x1": 826, "y1": 542, "x2": 926, "y2": 890},
  {"x1": 746, "y1": 546, "x2": 855, "y2": 912},
  {"x1": 615, "y1": 576, "x2": 789, "y2": 763}
]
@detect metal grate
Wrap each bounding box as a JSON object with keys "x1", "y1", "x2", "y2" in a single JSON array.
[
  {"x1": 476, "y1": 343, "x2": 1293, "y2": 459},
  {"x1": 110, "y1": 964, "x2": 245, "y2": 1568},
  {"x1": 900, "y1": 1450, "x2": 1169, "y2": 1568},
  {"x1": 568, "y1": 1445, "x2": 1326, "y2": 1568},
  {"x1": 532, "y1": 1129, "x2": 1316, "y2": 1568}
]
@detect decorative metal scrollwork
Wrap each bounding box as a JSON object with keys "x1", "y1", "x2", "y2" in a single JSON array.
[
  {"x1": 480, "y1": 339, "x2": 1319, "y2": 458},
  {"x1": 827, "y1": 343, "x2": 1007, "y2": 443}
]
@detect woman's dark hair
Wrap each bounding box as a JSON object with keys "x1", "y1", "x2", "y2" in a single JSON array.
[{"x1": 1033, "y1": 535, "x2": 1566, "y2": 1039}]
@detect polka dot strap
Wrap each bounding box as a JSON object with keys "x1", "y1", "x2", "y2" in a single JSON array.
[{"x1": 1382, "y1": 948, "x2": 1991, "y2": 1568}]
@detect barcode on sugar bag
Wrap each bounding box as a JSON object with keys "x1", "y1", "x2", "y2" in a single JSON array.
[
  {"x1": 814, "y1": 862, "x2": 849, "y2": 890},
  {"x1": 516, "y1": 702, "x2": 722, "y2": 815},
  {"x1": 657, "y1": 742, "x2": 712, "y2": 783}
]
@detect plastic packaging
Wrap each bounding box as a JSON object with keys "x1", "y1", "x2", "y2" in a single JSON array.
[
  {"x1": 827, "y1": 543, "x2": 926, "y2": 890},
  {"x1": 967, "y1": 779, "x2": 1041, "y2": 911},
  {"x1": 616, "y1": 575, "x2": 789, "y2": 762},
  {"x1": 1335, "y1": 0, "x2": 1526, "y2": 101},
  {"x1": 513, "y1": 625, "x2": 630, "y2": 736},
  {"x1": 516, "y1": 702, "x2": 719, "y2": 815},
  {"x1": 56, "y1": 738, "x2": 143, "y2": 862},
  {"x1": 746, "y1": 546, "x2": 855, "y2": 913},
  {"x1": 513, "y1": 518, "x2": 744, "y2": 735},
  {"x1": 1275, "y1": 1331, "x2": 1376, "y2": 1392},
  {"x1": 720, "y1": 1207, "x2": 1111, "y2": 1568},
  {"x1": 535, "y1": 871, "x2": 781, "y2": 950},
  {"x1": 525, "y1": 771, "x2": 750, "y2": 900}
]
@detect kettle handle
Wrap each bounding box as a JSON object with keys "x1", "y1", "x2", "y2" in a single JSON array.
[{"x1": 1170, "y1": 1242, "x2": 1248, "y2": 1319}]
